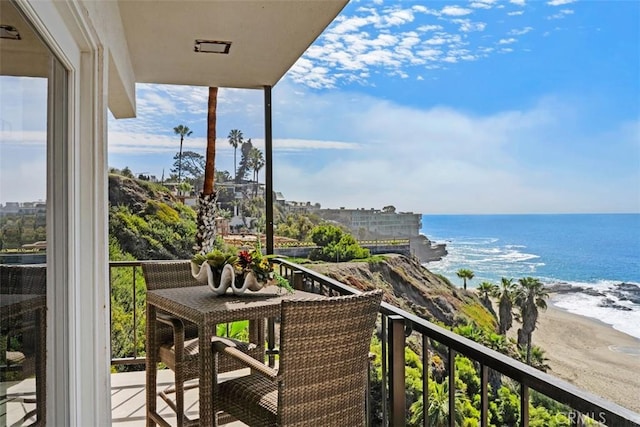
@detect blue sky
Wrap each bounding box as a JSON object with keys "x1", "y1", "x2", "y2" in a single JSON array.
[{"x1": 2, "y1": 0, "x2": 639, "y2": 214}]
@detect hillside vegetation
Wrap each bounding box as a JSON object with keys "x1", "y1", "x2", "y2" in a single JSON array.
[
  {"x1": 310, "y1": 254, "x2": 495, "y2": 329},
  {"x1": 109, "y1": 174, "x2": 197, "y2": 259}
]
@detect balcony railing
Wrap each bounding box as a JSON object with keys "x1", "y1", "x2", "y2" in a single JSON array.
[{"x1": 108, "y1": 260, "x2": 640, "y2": 426}]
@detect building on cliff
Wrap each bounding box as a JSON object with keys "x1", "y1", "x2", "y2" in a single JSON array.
[
  {"x1": 317, "y1": 207, "x2": 422, "y2": 238},
  {"x1": 281, "y1": 196, "x2": 421, "y2": 238}
]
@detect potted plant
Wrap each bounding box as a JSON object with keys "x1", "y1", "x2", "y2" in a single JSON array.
[
  {"x1": 191, "y1": 249, "x2": 238, "y2": 294},
  {"x1": 191, "y1": 243, "x2": 292, "y2": 295},
  {"x1": 234, "y1": 245, "x2": 293, "y2": 293}
]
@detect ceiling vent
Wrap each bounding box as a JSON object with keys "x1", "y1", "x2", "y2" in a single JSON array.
[
  {"x1": 0, "y1": 25, "x2": 21, "y2": 40},
  {"x1": 194, "y1": 40, "x2": 231, "y2": 54}
]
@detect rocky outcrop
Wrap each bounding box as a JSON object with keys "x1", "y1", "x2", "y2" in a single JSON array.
[
  {"x1": 308, "y1": 254, "x2": 495, "y2": 329},
  {"x1": 410, "y1": 235, "x2": 447, "y2": 263}
]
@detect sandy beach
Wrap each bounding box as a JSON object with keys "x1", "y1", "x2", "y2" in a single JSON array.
[{"x1": 527, "y1": 300, "x2": 640, "y2": 413}]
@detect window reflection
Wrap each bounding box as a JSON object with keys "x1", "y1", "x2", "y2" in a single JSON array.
[{"x1": 1, "y1": 1, "x2": 53, "y2": 425}]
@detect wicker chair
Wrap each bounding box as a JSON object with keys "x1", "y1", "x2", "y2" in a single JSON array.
[
  {"x1": 142, "y1": 261, "x2": 265, "y2": 427},
  {"x1": 0, "y1": 264, "x2": 47, "y2": 378},
  {"x1": 0, "y1": 264, "x2": 47, "y2": 295},
  {"x1": 212, "y1": 289, "x2": 383, "y2": 427},
  {"x1": 0, "y1": 264, "x2": 47, "y2": 423}
]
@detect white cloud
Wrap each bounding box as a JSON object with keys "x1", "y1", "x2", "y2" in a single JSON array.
[
  {"x1": 547, "y1": 0, "x2": 576, "y2": 6},
  {"x1": 470, "y1": 0, "x2": 497, "y2": 10},
  {"x1": 282, "y1": 2, "x2": 582, "y2": 88},
  {"x1": 380, "y1": 8, "x2": 415, "y2": 27},
  {"x1": 548, "y1": 9, "x2": 574, "y2": 19},
  {"x1": 440, "y1": 5, "x2": 473, "y2": 16},
  {"x1": 417, "y1": 25, "x2": 444, "y2": 32},
  {"x1": 0, "y1": 130, "x2": 46, "y2": 147},
  {"x1": 263, "y1": 84, "x2": 639, "y2": 213},
  {"x1": 425, "y1": 33, "x2": 463, "y2": 46},
  {"x1": 452, "y1": 19, "x2": 487, "y2": 32},
  {"x1": 498, "y1": 38, "x2": 518, "y2": 45},
  {"x1": 509, "y1": 26, "x2": 533, "y2": 35}
]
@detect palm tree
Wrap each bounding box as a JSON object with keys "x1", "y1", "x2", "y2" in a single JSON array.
[
  {"x1": 195, "y1": 87, "x2": 218, "y2": 254},
  {"x1": 493, "y1": 277, "x2": 516, "y2": 335},
  {"x1": 227, "y1": 129, "x2": 244, "y2": 182},
  {"x1": 177, "y1": 181, "x2": 192, "y2": 197},
  {"x1": 247, "y1": 147, "x2": 265, "y2": 196},
  {"x1": 454, "y1": 323, "x2": 484, "y2": 343},
  {"x1": 476, "y1": 281, "x2": 496, "y2": 309},
  {"x1": 173, "y1": 124, "x2": 192, "y2": 183},
  {"x1": 523, "y1": 345, "x2": 550, "y2": 372},
  {"x1": 456, "y1": 268, "x2": 474, "y2": 290},
  {"x1": 515, "y1": 277, "x2": 549, "y2": 364},
  {"x1": 424, "y1": 380, "x2": 466, "y2": 427}
]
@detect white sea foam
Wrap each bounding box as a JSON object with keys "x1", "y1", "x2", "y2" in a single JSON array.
[
  {"x1": 552, "y1": 293, "x2": 640, "y2": 340},
  {"x1": 422, "y1": 215, "x2": 640, "y2": 340},
  {"x1": 496, "y1": 251, "x2": 540, "y2": 262}
]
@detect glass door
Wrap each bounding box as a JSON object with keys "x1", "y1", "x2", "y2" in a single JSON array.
[{"x1": 0, "y1": 2, "x2": 66, "y2": 425}]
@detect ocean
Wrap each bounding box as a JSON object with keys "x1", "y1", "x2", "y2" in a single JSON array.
[{"x1": 421, "y1": 214, "x2": 640, "y2": 339}]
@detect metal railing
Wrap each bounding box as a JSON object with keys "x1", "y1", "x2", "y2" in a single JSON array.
[
  {"x1": 275, "y1": 259, "x2": 640, "y2": 427},
  {"x1": 109, "y1": 260, "x2": 147, "y2": 367},
  {"x1": 108, "y1": 260, "x2": 640, "y2": 426}
]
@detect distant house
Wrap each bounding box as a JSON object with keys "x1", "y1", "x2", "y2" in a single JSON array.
[
  {"x1": 0, "y1": 201, "x2": 47, "y2": 216},
  {"x1": 21, "y1": 241, "x2": 47, "y2": 251}
]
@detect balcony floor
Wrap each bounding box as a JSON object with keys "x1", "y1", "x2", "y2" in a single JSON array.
[
  {"x1": 112, "y1": 369, "x2": 248, "y2": 426},
  {"x1": 2, "y1": 369, "x2": 249, "y2": 426}
]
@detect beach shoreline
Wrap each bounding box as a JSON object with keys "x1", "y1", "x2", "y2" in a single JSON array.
[{"x1": 530, "y1": 298, "x2": 640, "y2": 413}]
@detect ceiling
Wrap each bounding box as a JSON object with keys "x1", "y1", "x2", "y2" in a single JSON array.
[
  {"x1": 118, "y1": 0, "x2": 348, "y2": 89},
  {"x1": 0, "y1": 1, "x2": 50, "y2": 78}
]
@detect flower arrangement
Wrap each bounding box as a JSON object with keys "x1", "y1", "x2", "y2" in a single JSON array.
[
  {"x1": 192, "y1": 242, "x2": 293, "y2": 293},
  {"x1": 235, "y1": 246, "x2": 294, "y2": 292}
]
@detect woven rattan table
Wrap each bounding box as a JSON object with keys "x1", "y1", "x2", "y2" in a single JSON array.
[
  {"x1": 146, "y1": 286, "x2": 323, "y2": 427},
  {"x1": 0, "y1": 294, "x2": 46, "y2": 426}
]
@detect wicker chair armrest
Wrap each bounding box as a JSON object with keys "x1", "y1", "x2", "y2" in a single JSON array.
[
  {"x1": 212, "y1": 337, "x2": 277, "y2": 380},
  {"x1": 156, "y1": 313, "x2": 185, "y2": 335}
]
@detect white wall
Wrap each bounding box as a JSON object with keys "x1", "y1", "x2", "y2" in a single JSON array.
[{"x1": 15, "y1": 1, "x2": 136, "y2": 424}]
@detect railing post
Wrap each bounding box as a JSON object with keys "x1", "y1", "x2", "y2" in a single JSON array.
[
  {"x1": 388, "y1": 315, "x2": 406, "y2": 426},
  {"x1": 480, "y1": 364, "x2": 488, "y2": 427},
  {"x1": 520, "y1": 383, "x2": 529, "y2": 427},
  {"x1": 448, "y1": 349, "x2": 456, "y2": 427},
  {"x1": 422, "y1": 335, "x2": 429, "y2": 427},
  {"x1": 292, "y1": 271, "x2": 304, "y2": 291}
]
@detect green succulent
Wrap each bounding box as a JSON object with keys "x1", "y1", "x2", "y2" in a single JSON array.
[{"x1": 192, "y1": 249, "x2": 239, "y2": 271}]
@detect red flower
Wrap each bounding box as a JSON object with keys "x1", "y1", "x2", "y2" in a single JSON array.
[{"x1": 238, "y1": 250, "x2": 252, "y2": 269}]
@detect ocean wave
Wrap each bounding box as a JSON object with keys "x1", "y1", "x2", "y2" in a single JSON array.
[
  {"x1": 496, "y1": 251, "x2": 540, "y2": 262},
  {"x1": 445, "y1": 237, "x2": 500, "y2": 246},
  {"x1": 552, "y1": 293, "x2": 640, "y2": 340}
]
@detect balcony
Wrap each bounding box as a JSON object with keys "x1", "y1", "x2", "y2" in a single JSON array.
[{"x1": 103, "y1": 260, "x2": 640, "y2": 426}]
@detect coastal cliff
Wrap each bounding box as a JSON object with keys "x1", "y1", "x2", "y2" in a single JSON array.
[
  {"x1": 410, "y1": 234, "x2": 447, "y2": 263},
  {"x1": 308, "y1": 254, "x2": 496, "y2": 329}
]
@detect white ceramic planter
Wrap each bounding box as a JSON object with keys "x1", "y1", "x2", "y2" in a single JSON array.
[
  {"x1": 190, "y1": 261, "x2": 209, "y2": 285},
  {"x1": 207, "y1": 263, "x2": 234, "y2": 295},
  {"x1": 244, "y1": 271, "x2": 267, "y2": 292}
]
